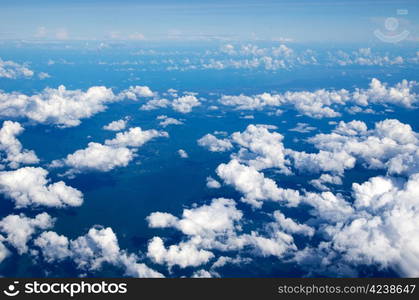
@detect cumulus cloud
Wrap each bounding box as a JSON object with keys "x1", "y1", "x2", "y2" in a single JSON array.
[
  {"x1": 320, "y1": 173, "x2": 419, "y2": 277},
  {"x1": 0, "y1": 167, "x2": 83, "y2": 208},
  {"x1": 177, "y1": 149, "x2": 188, "y2": 158},
  {"x1": 0, "y1": 121, "x2": 39, "y2": 168},
  {"x1": 147, "y1": 237, "x2": 214, "y2": 268},
  {"x1": 172, "y1": 95, "x2": 201, "y2": 113},
  {"x1": 0, "y1": 213, "x2": 54, "y2": 254},
  {"x1": 0, "y1": 85, "x2": 155, "y2": 127},
  {"x1": 206, "y1": 176, "x2": 221, "y2": 189},
  {"x1": 103, "y1": 119, "x2": 127, "y2": 131},
  {"x1": 308, "y1": 119, "x2": 419, "y2": 176},
  {"x1": 52, "y1": 127, "x2": 168, "y2": 175},
  {"x1": 216, "y1": 159, "x2": 300, "y2": 208},
  {"x1": 197, "y1": 134, "x2": 233, "y2": 152},
  {"x1": 0, "y1": 58, "x2": 34, "y2": 79},
  {"x1": 35, "y1": 226, "x2": 163, "y2": 277},
  {"x1": 157, "y1": 115, "x2": 183, "y2": 127},
  {"x1": 140, "y1": 94, "x2": 201, "y2": 113},
  {"x1": 219, "y1": 79, "x2": 418, "y2": 118}
]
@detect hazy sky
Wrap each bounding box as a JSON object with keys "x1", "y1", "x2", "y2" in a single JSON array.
[{"x1": 0, "y1": 0, "x2": 418, "y2": 43}]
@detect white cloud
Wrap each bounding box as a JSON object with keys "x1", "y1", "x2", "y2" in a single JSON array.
[
  {"x1": 34, "y1": 231, "x2": 71, "y2": 263},
  {"x1": 219, "y1": 79, "x2": 418, "y2": 118},
  {"x1": 0, "y1": 167, "x2": 83, "y2": 208},
  {"x1": 52, "y1": 127, "x2": 168, "y2": 175},
  {"x1": 289, "y1": 122, "x2": 316, "y2": 133},
  {"x1": 231, "y1": 124, "x2": 291, "y2": 174},
  {"x1": 0, "y1": 58, "x2": 34, "y2": 79},
  {"x1": 0, "y1": 85, "x2": 155, "y2": 127},
  {"x1": 147, "y1": 237, "x2": 214, "y2": 268},
  {"x1": 157, "y1": 115, "x2": 183, "y2": 127},
  {"x1": 103, "y1": 119, "x2": 127, "y2": 131},
  {"x1": 140, "y1": 99, "x2": 170, "y2": 111},
  {"x1": 197, "y1": 134, "x2": 233, "y2": 152},
  {"x1": 216, "y1": 159, "x2": 300, "y2": 208},
  {"x1": 178, "y1": 149, "x2": 188, "y2": 158},
  {"x1": 35, "y1": 226, "x2": 164, "y2": 278},
  {"x1": 119, "y1": 86, "x2": 154, "y2": 100},
  {"x1": 104, "y1": 127, "x2": 168, "y2": 148},
  {"x1": 0, "y1": 213, "x2": 54, "y2": 254},
  {"x1": 172, "y1": 95, "x2": 201, "y2": 113},
  {"x1": 52, "y1": 142, "x2": 134, "y2": 174},
  {"x1": 0, "y1": 121, "x2": 39, "y2": 168},
  {"x1": 206, "y1": 176, "x2": 221, "y2": 189}
]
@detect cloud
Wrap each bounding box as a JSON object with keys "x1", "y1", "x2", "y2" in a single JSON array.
[
  {"x1": 289, "y1": 122, "x2": 316, "y2": 133},
  {"x1": 308, "y1": 119, "x2": 419, "y2": 176},
  {"x1": 0, "y1": 167, "x2": 83, "y2": 208},
  {"x1": 0, "y1": 121, "x2": 39, "y2": 169},
  {"x1": 322, "y1": 173, "x2": 419, "y2": 277},
  {"x1": 206, "y1": 176, "x2": 221, "y2": 189},
  {"x1": 147, "y1": 237, "x2": 214, "y2": 269},
  {"x1": 172, "y1": 95, "x2": 201, "y2": 113},
  {"x1": 103, "y1": 119, "x2": 127, "y2": 131},
  {"x1": 231, "y1": 124, "x2": 291, "y2": 174},
  {"x1": 104, "y1": 127, "x2": 168, "y2": 148},
  {"x1": 52, "y1": 142, "x2": 134, "y2": 174},
  {"x1": 177, "y1": 149, "x2": 188, "y2": 158},
  {"x1": 52, "y1": 127, "x2": 168, "y2": 175},
  {"x1": 140, "y1": 99, "x2": 170, "y2": 111},
  {"x1": 0, "y1": 213, "x2": 54, "y2": 254},
  {"x1": 0, "y1": 85, "x2": 155, "y2": 128},
  {"x1": 197, "y1": 134, "x2": 233, "y2": 152},
  {"x1": 219, "y1": 79, "x2": 418, "y2": 118},
  {"x1": 216, "y1": 159, "x2": 300, "y2": 208},
  {"x1": 157, "y1": 115, "x2": 183, "y2": 127},
  {"x1": 35, "y1": 226, "x2": 163, "y2": 278},
  {"x1": 0, "y1": 58, "x2": 34, "y2": 79}
]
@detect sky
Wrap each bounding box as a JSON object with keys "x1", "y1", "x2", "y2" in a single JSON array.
[
  {"x1": 0, "y1": 0, "x2": 418, "y2": 43},
  {"x1": 0, "y1": 0, "x2": 419, "y2": 280}
]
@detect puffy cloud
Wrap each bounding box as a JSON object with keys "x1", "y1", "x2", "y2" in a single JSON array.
[
  {"x1": 206, "y1": 176, "x2": 221, "y2": 189},
  {"x1": 147, "y1": 237, "x2": 214, "y2": 268},
  {"x1": 140, "y1": 99, "x2": 170, "y2": 111},
  {"x1": 289, "y1": 122, "x2": 316, "y2": 133},
  {"x1": 0, "y1": 241, "x2": 10, "y2": 263},
  {"x1": 216, "y1": 159, "x2": 300, "y2": 208},
  {"x1": 52, "y1": 142, "x2": 134, "y2": 174},
  {"x1": 324, "y1": 173, "x2": 419, "y2": 277},
  {"x1": 177, "y1": 149, "x2": 188, "y2": 158},
  {"x1": 0, "y1": 121, "x2": 39, "y2": 168},
  {"x1": 231, "y1": 124, "x2": 291, "y2": 174},
  {"x1": 0, "y1": 85, "x2": 155, "y2": 127},
  {"x1": 309, "y1": 174, "x2": 343, "y2": 191},
  {"x1": 119, "y1": 86, "x2": 154, "y2": 99},
  {"x1": 33, "y1": 231, "x2": 71, "y2": 263},
  {"x1": 353, "y1": 78, "x2": 418, "y2": 108},
  {"x1": 271, "y1": 211, "x2": 314, "y2": 237},
  {"x1": 172, "y1": 95, "x2": 201, "y2": 113},
  {"x1": 309, "y1": 119, "x2": 419, "y2": 176},
  {"x1": 157, "y1": 115, "x2": 183, "y2": 127},
  {"x1": 103, "y1": 119, "x2": 127, "y2": 131},
  {"x1": 104, "y1": 127, "x2": 168, "y2": 148},
  {"x1": 35, "y1": 226, "x2": 163, "y2": 278},
  {"x1": 0, "y1": 58, "x2": 34, "y2": 79},
  {"x1": 0, "y1": 213, "x2": 54, "y2": 254},
  {"x1": 52, "y1": 127, "x2": 168, "y2": 175},
  {"x1": 197, "y1": 134, "x2": 233, "y2": 152},
  {"x1": 219, "y1": 79, "x2": 417, "y2": 118},
  {"x1": 0, "y1": 167, "x2": 83, "y2": 208}
]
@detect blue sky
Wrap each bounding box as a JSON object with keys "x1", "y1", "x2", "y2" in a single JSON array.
[{"x1": 0, "y1": 0, "x2": 418, "y2": 42}]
